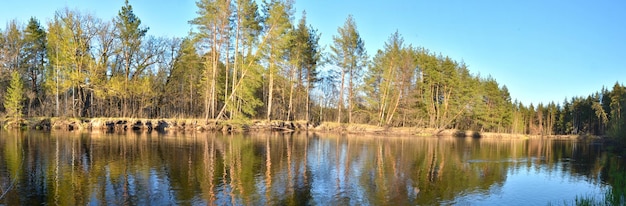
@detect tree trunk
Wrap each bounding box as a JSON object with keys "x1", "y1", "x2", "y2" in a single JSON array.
[
  {"x1": 267, "y1": 61, "x2": 274, "y2": 121},
  {"x1": 224, "y1": 38, "x2": 230, "y2": 116},
  {"x1": 338, "y1": 70, "x2": 345, "y2": 123},
  {"x1": 231, "y1": 26, "x2": 239, "y2": 119},
  {"x1": 305, "y1": 82, "x2": 310, "y2": 123},
  {"x1": 287, "y1": 78, "x2": 294, "y2": 121},
  {"x1": 204, "y1": 55, "x2": 211, "y2": 121},
  {"x1": 386, "y1": 90, "x2": 402, "y2": 125},
  {"x1": 348, "y1": 71, "x2": 353, "y2": 124}
]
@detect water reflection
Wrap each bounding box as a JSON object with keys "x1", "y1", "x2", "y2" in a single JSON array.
[{"x1": 0, "y1": 131, "x2": 615, "y2": 205}]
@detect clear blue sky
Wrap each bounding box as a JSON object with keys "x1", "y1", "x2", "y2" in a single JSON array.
[{"x1": 1, "y1": 0, "x2": 625, "y2": 106}]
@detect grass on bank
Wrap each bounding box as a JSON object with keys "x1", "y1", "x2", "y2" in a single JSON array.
[{"x1": 0, "y1": 117, "x2": 604, "y2": 140}]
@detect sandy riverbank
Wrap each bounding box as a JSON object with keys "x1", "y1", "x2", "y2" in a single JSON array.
[{"x1": 1, "y1": 117, "x2": 589, "y2": 139}]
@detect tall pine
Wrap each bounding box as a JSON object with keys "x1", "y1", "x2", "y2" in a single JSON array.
[
  {"x1": 115, "y1": 0, "x2": 149, "y2": 117},
  {"x1": 330, "y1": 15, "x2": 367, "y2": 123},
  {"x1": 191, "y1": 0, "x2": 232, "y2": 121},
  {"x1": 262, "y1": 0, "x2": 293, "y2": 121},
  {"x1": 289, "y1": 11, "x2": 321, "y2": 121},
  {"x1": 22, "y1": 17, "x2": 47, "y2": 116}
]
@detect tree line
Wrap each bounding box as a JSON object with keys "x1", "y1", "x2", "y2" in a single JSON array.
[{"x1": 1, "y1": 0, "x2": 624, "y2": 139}]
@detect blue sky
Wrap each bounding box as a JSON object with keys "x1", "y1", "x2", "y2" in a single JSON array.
[{"x1": 1, "y1": 0, "x2": 625, "y2": 106}]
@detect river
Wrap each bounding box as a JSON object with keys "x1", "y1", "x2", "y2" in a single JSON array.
[{"x1": 0, "y1": 131, "x2": 618, "y2": 205}]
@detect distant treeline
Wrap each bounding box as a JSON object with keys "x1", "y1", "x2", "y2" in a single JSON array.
[{"x1": 0, "y1": 0, "x2": 624, "y2": 140}]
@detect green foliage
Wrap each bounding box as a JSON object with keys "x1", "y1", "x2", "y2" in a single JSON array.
[
  {"x1": 330, "y1": 15, "x2": 367, "y2": 123},
  {"x1": 3, "y1": 0, "x2": 626, "y2": 140},
  {"x1": 116, "y1": 0, "x2": 148, "y2": 45},
  {"x1": 291, "y1": 11, "x2": 321, "y2": 88},
  {"x1": 163, "y1": 38, "x2": 202, "y2": 117},
  {"x1": 191, "y1": 0, "x2": 234, "y2": 120},
  {"x1": 365, "y1": 32, "x2": 418, "y2": 126},
  {"x1": 222, "y1": 0, "x2": 264, "y2": 120},
  {"x1": 608, "y1": 83, "x2": 626, "y2": 141},
  {"x1": 570, "y1": 156, "x2": 626, "y2": 206},
  {"x1": 282, "y1": 11, "x2": 322, "y2": 121},
  {"x1": 22, "y1": 17, "x2": 47, "y2": 93},
  {"x1": 114, "y1": 0, "x2": 151, "y2": 117},
  {"x1": 261, "y1": 0, "x2": 294, "y2": 120},
  {"x1": 45, "y1": 8, "x2": 100, "y2": 117},
  {"x1": 4, "y1": 71, "x2": 24, "y2": 120},
  {"x1": 474, "y1": 77, "x2": 512, "y2": 132}
]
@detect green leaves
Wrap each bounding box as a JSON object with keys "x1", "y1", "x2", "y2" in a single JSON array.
[
  {"x1": 116, "y1": 0, "x2": 148, "y2": 43},
  {"x1": 330, "y1": 15, "x2": 367, "y2": 123},
  {"x1": 365, "y1": 32, "x2": 417, "y2": 126},
  {"x1": 4, "y1": 71, "x2": 24, "y2": 120},
  {"x1": 261, "y1": 0, "x2": 294, "y2": 120}
]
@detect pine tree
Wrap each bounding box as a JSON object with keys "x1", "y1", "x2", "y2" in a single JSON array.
[
  {"x1": 215, "y1": 0, "x2": 264, "y2": 121},
  {"x1": 289, "y1": 11, "x2": 321, "y2": 121},
  {"x1": 330, "y1": 15, "x2": 367, "y2": 123},
  {"x1": 22, "y1": 17, "x2": 47, "y2": 117},
  {"x1": 164, "y1": 38, "x2": 202, "y2": 117},
  {"x1": 232, "y1": 0, "x2": 263, "y2": 119},
  {"x1": 115, "y1": 0, "x2": 149, "y2": 117},
  {"x1": 365, "y1": 32, "x2": 417, "y2": 126},
  {"x1": 191, "y1": 0, "x2": 232, "y2": 121},
  {"x1": 262, "y1": 0, "x2": 293, "y2": 121},
  {"x1": 22, "y1": 17, "x2": 46, "y2": 92},
  {"x1": 4, "y1": 71, "x2": 24, "y2": 120},
  {"x1": 609, "y1": 83, "x2": 626, "y2": 139}
]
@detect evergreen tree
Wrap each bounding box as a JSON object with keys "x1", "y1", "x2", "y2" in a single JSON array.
[
  {"x1": 115, "y1": 0, "x2": 149, "y2": 117},
  {"x1": 261, "y1": 0, "x2": 293, "y2": 121},
  {"x1": 4, "y1": 71, "x2": 24, "y2": 120},
  {"x1": 609, "y1": 83, "x2": 626, "y2": 139},
  {"x1": 226, "y1": 0, "x2": 264, "y2": 120},
  {"x1": 164, "y1": 38, "x2": 202, "y2": 117},
  {"x1": 330, "y1": 15, "x2": 367, "y2": 123},
  {"x1": 365, "y1": 32, "x2": 417, "y2": 126},
  {"x1": 289, "y1": 11, "x2": 321, "y2": 121},
  {"x1": 0, "y1": 20, "x2": 24, "y2": 112},
  {"x1": 212, "y1": 0, "x2": 265, "y2": 121},
  {"x1": 191, "y1": 0, "x2": 232, "y2": 120},
  {"x1": 22, "y1": 17, "x2": 47, "y2": 116},
  {"x1": 22, "y1": 17, "x2": 46, "y2": 93}
]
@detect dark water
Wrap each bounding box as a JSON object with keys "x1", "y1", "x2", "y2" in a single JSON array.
[{"x1": 0, "y1": 131, "x2": 616, "y2": 205}]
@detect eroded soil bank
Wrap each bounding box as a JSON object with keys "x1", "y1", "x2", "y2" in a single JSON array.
[
  {"x1": 2, "y1": 117, "x2": 586, "y2": 139},
  {"x1": 3, "y1": 117, "x2": 310, "y2": 133}
]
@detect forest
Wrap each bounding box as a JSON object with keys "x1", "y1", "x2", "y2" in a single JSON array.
[{"x1": 0, "y1": 0, "x2": 625, "y2": 142}]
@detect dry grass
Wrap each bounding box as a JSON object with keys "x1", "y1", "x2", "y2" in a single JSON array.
[{"x1": 0, "y1": 117, "x2": 592, "y2": 140}]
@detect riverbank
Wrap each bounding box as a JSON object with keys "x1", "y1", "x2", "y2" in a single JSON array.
[
  {"x1": 1, "y1": 117, "x2": 589, "y2": 139},
  {"x1": 1, "y1": 117, "x2": 313, "y2": 133},
  {"x1": 313, "y1": 122, "x2": 589, "y2": 139}
]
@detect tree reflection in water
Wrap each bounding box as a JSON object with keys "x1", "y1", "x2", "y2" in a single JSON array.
[{"x1": 0, "y1": 130, "x2": 618, "y2": 205}]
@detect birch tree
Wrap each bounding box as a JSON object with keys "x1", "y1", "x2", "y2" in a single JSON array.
[{"x1": 46, "y1": 8, "x2": 98, "y2": 117}]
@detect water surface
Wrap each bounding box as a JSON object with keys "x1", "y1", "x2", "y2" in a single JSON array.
[{"x1": 0, "y1": 131, "x2": 612, "y2": 205}]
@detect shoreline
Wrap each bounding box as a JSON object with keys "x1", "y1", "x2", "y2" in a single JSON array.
[{"x1": 1, "y1": 117, "x2": 593, "y2": 139}]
